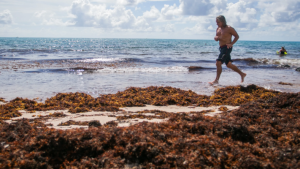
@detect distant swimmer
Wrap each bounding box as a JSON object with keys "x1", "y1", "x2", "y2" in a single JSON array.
[
  {"x1": 209, "y1": 15, "x2": 246, "y2": 85},
  {"x1": 277, "y1": 47, "x2": 287, "y2": 55}
]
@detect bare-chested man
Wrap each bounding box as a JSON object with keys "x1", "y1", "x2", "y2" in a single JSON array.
[{"x1": 209, "y1": 15, "x2": 246, "y2": 85}]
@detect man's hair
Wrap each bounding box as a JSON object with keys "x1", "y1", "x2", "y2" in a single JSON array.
[{"x1": 216, "y1": 15, "x2": 227, "y2": 27}]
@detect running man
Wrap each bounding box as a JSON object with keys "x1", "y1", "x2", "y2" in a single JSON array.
[{"x1": 209, "y1": 15, "x2": 246, "y2": 85}]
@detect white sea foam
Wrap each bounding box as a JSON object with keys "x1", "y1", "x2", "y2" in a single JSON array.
[
  {"x1": 76, "y1": 58, "x2": 125, "y2": 63},
  {"x1": 97, "y1": 66, "x2": 188, "y2": 73},
  {"x1": 256, "y1": 58, "x2": 300, "y2": 67},
  {"x1": 272, "y1": 59, "x2": 300, "y2": 67}
]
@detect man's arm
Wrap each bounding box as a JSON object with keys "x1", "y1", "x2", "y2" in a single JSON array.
[
  {"x1": 214, "y1": 28, "x2": 219, "y2": 41},
  {"x1": 226, "y1": 27, "x2": 239, "y2": 48}
]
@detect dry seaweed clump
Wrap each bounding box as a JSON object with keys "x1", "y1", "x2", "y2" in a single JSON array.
[
  {"x1": 0, "y1": 88, "x2": 300, "y2": 168},
  {"x1": 218, "y1": 106, "x2": 228, "y2": 111},
  {"x1": 210, "y1": 84, "x2": 280, "y2": 106},
  {"x1": 116, "y1": 110, "x2": 173, "y2": 120},
  {"x1": 43, "y1": 92, "x2": 120, "y2": 113},
  {"x1": 113, "y1": 86, "x2": 210, "y2": 106},
  {"x1": 58, "y1": 120, "x2": 89, "y2": 126},
  {"x1": 47, "y1": 112, "x2": 67, "y2": 117},
  {"x1": 0, "y1": 97, "x2": 6, "y2": 102}
]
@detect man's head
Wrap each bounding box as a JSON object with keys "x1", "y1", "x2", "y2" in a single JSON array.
[{"x1": 216, "y1": 15, "x2": 227, "y2": 28}]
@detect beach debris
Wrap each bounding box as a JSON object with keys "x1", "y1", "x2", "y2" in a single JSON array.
[
  {"x1": 232, "y1": 58, "x2": 260, "y2": 66},
  {"x1": 116, "y1": 110, "x2": 171, "y2": 121},
  {"x1": 188, "y1": 66, "x2": 205, "y2": 71},
  {"x1": 0, "y1": 98, "x2": 6, "y2": 103},
  {"x1": 279, "y1": 64, "x2": 291, "y2": 68},
  {"x1": 58, "y1": 120, "x2": 89, "y2": 126},
  {"x1": 47, "y1": 112, "x2": 67, "y2": 117},
  {"x1": 88, "y1": 120, "x2": 101, "y2": 127},
  {"x1": 218, "y1": 106, "x2": 228, "y2": 111},
  {"x1": 104, "y1": 121, "x2": 118, "y2": 127},
  {"x1": 279, "y1": 82, "x2": 293, "y2": 86},
  {"x1": 0, "y1": 85, "x2": 299, "y2": 168}
]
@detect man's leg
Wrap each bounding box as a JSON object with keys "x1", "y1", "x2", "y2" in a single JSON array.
[
  {"x1": 209, "y1": 61, "x2": 222, "y2": 85},
  {"x1": 226, "y1": 62, "x2": 247, "y2": 83}
]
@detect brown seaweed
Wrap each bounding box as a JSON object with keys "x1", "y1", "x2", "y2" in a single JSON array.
[
  {"x1": 58, "y1": 120, "x2": 89, "y2": 126},
  {"x1": 279, "y1": 82, "x2": 293, "y2": 86},
  {"x1": 0, "y1": 85, "x2": 299, "y2": 168},
  {"x1": 0, "y1": 97, "x2": 6, "y2": 102},
  {"x1": 0, "y1": 85, "x2": 280, "y2": 120}
]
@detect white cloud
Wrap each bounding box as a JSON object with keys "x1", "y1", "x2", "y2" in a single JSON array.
[
  {"x1": 209, "y1": 0, "x2": 228, "y2": 14},
  {"x1": 161, "y1": 4, "x2": 181, "y2": 20},
  {"x1": 223, "y1": 0, "x2": 258, "y2": 31},
  {"x1": 43, "y1": 18, "x2": 74, "y2": 26},
  {"x1": 142, "y1": 4, "x2": 181, "y2": 22},
  {"x1": 159, "y1": 23, "x2": 175, "y2": 32},
  {"x1": 91, "y1": 0, "x2": 171, "y2": 6},
  {"x1": 207, "y1": 25, "x2": 214, "y2": 30},
  {"x1": 69, "y1": 0, "x2": 149, "y2": 30},
  {"x1": 67, "y1": 0, "x2": 295, "y2": 34},
  {"x1": 187, "y1": 24, "x2": 207, "y2": 33},
  {"x1": 143, "y1": 6, "x2": 161, "y2": 21},
  {"x1": 0, "y1": 10, "x2": 13, "y2": 24},
  {"x1": 2, "y1": 0, "x2": 298, "y2": 40},
  {"x1": 179, "y1": 0, "x2": 215, "y2": 16},
  {"x1": 180, "y1": 0, "x2": 260, "y2": 35},
  {"x1": 259, "y1": 0, "x2": 300, "y2": 28},
  {"x1": 33, "y1": 10, "x2": 73, "y2": 26},
  {"x1": 117, "y1": 0, "x2": 145, "y2": 6},
  {"x1": 34, "y1": 11, "x2": 47, "y2": 18}
]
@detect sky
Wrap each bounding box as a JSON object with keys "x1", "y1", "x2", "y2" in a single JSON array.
[{"x1": 0, "y1": 0, "x2": 299, "y2": 41}]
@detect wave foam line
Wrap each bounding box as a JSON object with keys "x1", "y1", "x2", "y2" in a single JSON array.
[
  {"x1": 75, "y1": 58, "x2": 125, "y2": 63},
  {"x1": 97, "y1": 66, "x2": 188, "y2": 73},
  {"x1": 257, "y1": 58, "x2": 300, "y2": 66}
]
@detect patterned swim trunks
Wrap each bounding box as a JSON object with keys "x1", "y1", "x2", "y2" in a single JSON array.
[{"x1": 217, "y1": 45, "x2": 233, "y2": 65}]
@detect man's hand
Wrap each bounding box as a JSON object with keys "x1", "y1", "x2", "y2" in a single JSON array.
[
  {"x1": 214, "y1": 36, "x2": 219, "y2": 41},
  {"x1": 226, "y1": 43, "x2": 233, "y2": 48}
]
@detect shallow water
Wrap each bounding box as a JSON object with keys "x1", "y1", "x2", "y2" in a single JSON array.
[{"x1": 0, "y1": 38, "x2": 300, "y2": 101}]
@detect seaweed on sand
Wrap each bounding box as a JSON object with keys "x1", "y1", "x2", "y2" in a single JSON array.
[{"x1": 0, "y1": 85, "x2": 299, "y2": 168}]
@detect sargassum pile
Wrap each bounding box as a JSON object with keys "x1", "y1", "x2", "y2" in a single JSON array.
[{"x1": 1, "y1": 84, "x2": 300, "y2": 168}]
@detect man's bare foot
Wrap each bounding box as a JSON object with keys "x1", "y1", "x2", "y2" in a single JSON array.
[
  {"x1": 209, "y1": 80, "x2": 218, "y2": 85},
  {"x1": 241, "y1": 73, "x2": 247, "y2": 83}
]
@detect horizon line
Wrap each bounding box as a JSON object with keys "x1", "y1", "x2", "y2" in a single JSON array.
[{"x1": 0, "y1": 37, "x2": 299, "y2": 42}]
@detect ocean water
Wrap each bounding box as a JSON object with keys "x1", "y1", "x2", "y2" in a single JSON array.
[{"x1": 0, "y1": 37, "x2": 299, "y2": 101}]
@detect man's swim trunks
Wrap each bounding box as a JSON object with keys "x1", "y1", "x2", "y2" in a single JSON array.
[{"x1": 217, "y1": 45, "x2": 232, "y2": 65}]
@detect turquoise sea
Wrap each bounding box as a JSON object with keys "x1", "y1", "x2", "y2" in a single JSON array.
[{"x1": 0, "y1": 38, "x2": 299, "y2": 101}]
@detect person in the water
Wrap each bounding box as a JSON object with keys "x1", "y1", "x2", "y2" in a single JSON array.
[
  {"x1": 279, "y1": 47, "x2": 287, "y2": 55},
  {"x1": 209, "y1": 15, "x2": 246, "y2": 85}
]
